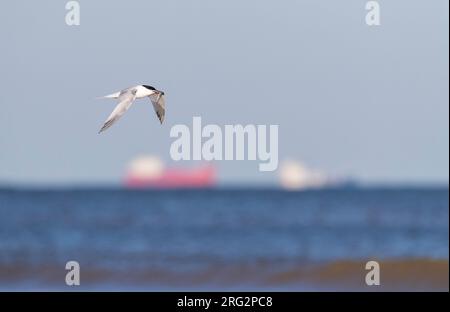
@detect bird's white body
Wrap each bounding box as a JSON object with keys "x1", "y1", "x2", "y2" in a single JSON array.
[{"x1": 135, "y1": 85, "x2": 157, "y2": 98}]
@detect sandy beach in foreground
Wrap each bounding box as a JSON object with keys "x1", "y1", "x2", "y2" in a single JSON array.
[
  {"x1": 0, "y1": 258, "x2": 448, "y2": 291},
  {"x1": 268, "y1": 259, "x2": 449, "y2": 291}
]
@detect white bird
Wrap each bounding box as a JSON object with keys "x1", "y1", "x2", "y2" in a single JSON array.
[{"x1": 98, "y1": 85, "x2": 165, "y2": 133}]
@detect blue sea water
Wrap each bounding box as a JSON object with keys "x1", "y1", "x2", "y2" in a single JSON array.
[{"x1": 0, "y1": 187, "x2": 448, "y2": 290}]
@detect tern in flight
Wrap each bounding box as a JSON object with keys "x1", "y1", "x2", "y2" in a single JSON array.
[{"x1": 98, "y1": 85, "x2": 165, "y2": 133}]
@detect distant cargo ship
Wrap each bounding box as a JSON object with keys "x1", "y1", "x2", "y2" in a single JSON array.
[
  {"x1": 124, "y1": 156, "x2": 216, "y2": 189},
  {"x1": 278, "y1": 159, "x2": 355, "y2": 190}
]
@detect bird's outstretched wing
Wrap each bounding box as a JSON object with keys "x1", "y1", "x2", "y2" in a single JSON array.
[
  {"x1": 149, "y1": 93, "x2": 165, "y2": 124},
  {"x1": 98, "y1": 88, "x2": 137, "y2": 133}
]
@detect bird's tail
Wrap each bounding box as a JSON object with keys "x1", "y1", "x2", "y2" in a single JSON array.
[{"x1": 96, "y1": 91, "x2": 120, "y2": 100}]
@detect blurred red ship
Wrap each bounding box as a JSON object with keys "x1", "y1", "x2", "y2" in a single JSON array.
[{"x1": 124, "y1": 156, "x2": 216, "y2": 189}]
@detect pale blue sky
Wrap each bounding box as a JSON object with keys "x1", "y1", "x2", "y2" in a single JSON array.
[{"x1": 0, "y1": 0, "x2": 448, "y2": 185}]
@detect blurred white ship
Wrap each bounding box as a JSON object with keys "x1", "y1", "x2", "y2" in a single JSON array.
[{"x1": 279, "y1": 160, "x2": 355, "y2": 190}]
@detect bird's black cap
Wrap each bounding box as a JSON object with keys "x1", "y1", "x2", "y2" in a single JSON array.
[{"x1": 142, "y1": 85, "x2": 156, "y2": 91}]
